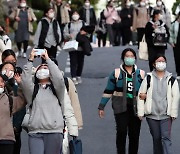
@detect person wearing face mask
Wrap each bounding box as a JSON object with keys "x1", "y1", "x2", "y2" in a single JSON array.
[
  {"x1": 9, "y1": 0, "x2": 37, "y2": 58},
  {"x1": 64, "y1": 11, "x2": 88, "y2": 85},
  {"x1": 0, "y1": 73, "x2": 26, "y2": 154},
  {"x1": 79, "y1": 0, "x2": 97, "y2": 42},
  {"x1": 1, "y1": 49, "x2": 26, "y2": 154},
  {"x1": 104, "y1": 0, "x2": 121, "y2": 46},
  {"x1": 151, "y1": 0, "x2": 171, "y2": 29},
  {"x1": 169, "y1": 12, "x2": 180, "y2": 80},
  {"x1": 98, "y1": 48, "x2": 145, "y2": 154},
  {"x1": 132, "y1": 0, "x2": 149, "y2": 48},
  {"x1": 0, "y1": 25, "x2": 12, "y2": 64},
  {"x1": 120, "y1": 0, "x2": 134, "y2": 46},
  {"x1": 51, "y1": 0, "x2": 71, "y2": 44},
  {"x1": 34, "y1": 7, "x2": 61, "y2": 62},
  {"x1": 20, "y1": 49, "x2": 78, "y2": 154},
  {"x1": 137, "y1": 54, "x2": 180, "y2": 154},
  {"x1": 145, "y1": 9, "x2": 170, "y2": 71}
]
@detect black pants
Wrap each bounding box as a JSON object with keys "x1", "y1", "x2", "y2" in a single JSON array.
[
  {"x1": 13, "y1": 131, "x2": 21, "y2": 154},
  {"x1": 148, "y1": 47, "x2": 165, "y2": 71},
  {"x1": 137, "y1": 28, "x2": 145, "y2": 48},
  {"x1": 121, "y1": 27, "x2": 132, "y2": 45},
  {"x1": 69, "y1": 51, "x2": 85, "y2": 78},
  {"x1": 16, "y1": 40, "x2": 28, "y2": 53},
  {"x1": 0, "y1": 144, "x2": 14, "y2": 154},
  {"x1": 114, "y1": 105, "x2": 141, "y2": 154},
  {"x1": 97, "y1": 31, "x2": 107, "y2": 47},
  {"x1": 42, "y1": 46, "x2": 57, "y2": 63},
  {"x1": 173, "y1": 45, "x2": 180, "y2": 76}
]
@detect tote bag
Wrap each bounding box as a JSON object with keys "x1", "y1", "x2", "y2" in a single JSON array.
[
  {"x1": 139, "y1": 35, "x2": 148, "y2": 61},
  {"x1": 69, "y1": 137, "x2": 82, "y2": 154}
]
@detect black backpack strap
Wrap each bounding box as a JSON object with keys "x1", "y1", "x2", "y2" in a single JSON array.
[
  {"x1": 68, "y1": 22, "x2": 71, "y2": 34},
  {"x1": 146, "y1": 75, "x2": 151, "y2": 91},
  {"x1": 64, "y1": 77, "x2": 69, "y2": 92},
  {"x1": 168, "y1": 76, "x2": 175, "y2": 88},
  {"x1": 31, "y1": 84, "x2": 39, "y2": 108}
]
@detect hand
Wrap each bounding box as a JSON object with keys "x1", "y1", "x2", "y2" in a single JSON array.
[
  {"x1": 138, "y1": 116, "x2": 144, "y2": 120},
  {"x1": 41, "y1": 49, "x2": 49, "y2": 60},
  {"x1": 139, "y1": 93, "x2": 147, "y2": 100},
  {"x1": 29, "y1": 49, "x2": 36, "y2": 61},
  {"x1": 15, "y1": 16, "x2": 20, "y2": 21},
  {"x1": 130, "y1": 26, "x2": 133, "y2": 31},
  {"x1": 80, "y1": 30, "x2": 87, "y2": 35},
  {"x1": 98, "y1": 110, "x2": 105, "y2": 118},
  {"x1": 14, "y1": 73, "x2": 21, "y2": 84},
  {"x1": 28, "y1": 17, "x2": 32, "y2": 22},
  {"x1": 171, "y1": 43, "x2": 175, "y2": 48}
]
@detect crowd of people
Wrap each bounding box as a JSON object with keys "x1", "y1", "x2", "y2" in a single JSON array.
[{"x1": 0, "y1": 0, "x2": 180, "y2": 154}]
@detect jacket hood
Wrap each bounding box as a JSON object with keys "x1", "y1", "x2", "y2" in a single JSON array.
[
  {"x1": 120, "y1": 64, "x2": 137, "y2": 73},
  {"x1": 151, "y1": 70, "x2": 172, "y2": 79}
]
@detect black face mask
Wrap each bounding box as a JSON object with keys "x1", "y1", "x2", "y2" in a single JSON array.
[{"x1": 0, "y1": 30, "x2": 4, "y2": 35}]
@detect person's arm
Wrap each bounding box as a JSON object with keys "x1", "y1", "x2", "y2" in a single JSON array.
[
  {"x1": 165, "y1": 24, "x2": 170, "y2": 42},
  {"x1": 169, "y1": 23, "x2": 175, "y2": 47},
  {"x1": 12, "y1": 88, "x2": 26, "y2": 113},
  {"x1": 34, "y1": 21, "x2": 42, "y2": 48},
  {"x1": 132, "y1": 8, "x2": 137, "y2": 31},
  {"x1": 137, "y1": 76, "x2": 148, "y2": 119},
  {"x1": 68, "y1": 78, "x2": 83, "y2": 129},
  {"x1": 63, "y1": 23, "x2": 72, "y2": 40},
  {"x1": 20, "y1": 50, "x2": 35, "y2": 105},
  {"x1": 56, "y1": 21, "x2": 62, "y2": 44},
  {"x1": 170, "y1": 79, "x2": 180, "y2": 118},
  {"x1": 98, "y1": 71, "x2": 116, "y2": 117},
  {"x1": 29, "y1": 8, "x2": 37, "y2": 22}
]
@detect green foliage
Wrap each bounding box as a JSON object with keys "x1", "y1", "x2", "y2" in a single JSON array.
[
  {"x1": 172, "y1": 0, "x2": 180, "y2": 15},
  {"x1": 71, "y1": 0, "x2": 99, "y2": 12},
  {"x1": 0, "y1": 0, "x2": 5, "y2": 26}
]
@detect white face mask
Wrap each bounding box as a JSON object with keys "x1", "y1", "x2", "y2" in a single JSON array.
[
  {"x1": 72, "y1": 14, "x2": 79, "y2": 21},
  {"x1": 126, "y1": 2, "x2": 131, "y2": 7},
  {"x1": 2, "y1": 70, "x2": 14, "y2": 79},
  {"x1": 36, "y1": 69, "x2": 50, "y2": 79},
  {"x1": 20, "y1": 2, "x2": 27, "y2": 8},
  {"x1": 155, "y1": 62, "x2": 166, "y2": 71},
  {"x1": 0, "y1": 87, "x2": 4, "y2": 94},
  {"x1": 157, "y1": 1, "x2": 162, "y2": 7},
  {"x1": 48, "y1": 12, "x2": 55, "y2": 19},
  {"x1": 85, "y1": 2, "x2": 90, "y2": 7},
  {"x1": 140, "y1": 2, "x2": 146, "y2": 7}
]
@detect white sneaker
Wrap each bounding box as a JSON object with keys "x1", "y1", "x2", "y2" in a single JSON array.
[
  {"x1": 23, "y1": 53, "x2": 27, "y2": 58},
  {"x1": 176, "y1": 76, "x2": 180, "y2": 80},
  {"x1": 77, "y1": 77, "x2": 82, "y2": 84},
  {"x1": 72, "y1": 78, "x2": 78, "y2": 85},
  {"x1": 15, "y1": 52, "x2": 19, "y2": 57},
  {"x1": 129, "y1": 41, "x2": 133, "y2": 46}
]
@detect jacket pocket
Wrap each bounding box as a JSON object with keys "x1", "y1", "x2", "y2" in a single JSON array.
[{"x1": 112, "y1": 96, "x2": 127, "y2": 114}]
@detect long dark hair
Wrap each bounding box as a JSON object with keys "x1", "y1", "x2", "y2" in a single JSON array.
[
  {"x1": 121, "y1": 48, "x2": 137, "y2": 62},
  {"x1": 1, "y1": 49, "x2": 16, "y2": 64}
]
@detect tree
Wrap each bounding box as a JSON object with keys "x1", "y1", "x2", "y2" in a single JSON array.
[
  {"x1": 0, "y1": 0, "x2": 5, "y2": 26},
  {"x1": 172, "y1": 0, "x2": 180, "y2": 15}
]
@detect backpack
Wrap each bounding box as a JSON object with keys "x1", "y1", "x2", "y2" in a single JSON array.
[
  {"x1": 150, "y1": 21, "x2": 168, "y2": 46},
  {"x1": 146, "y1": 74, "x2": 175, "y2": 91}
]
